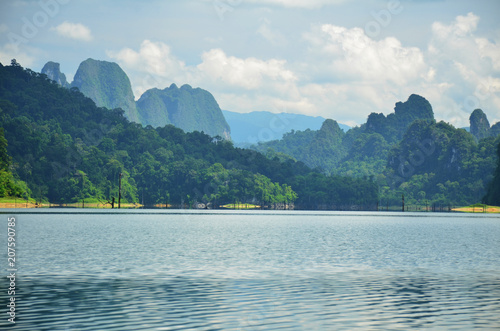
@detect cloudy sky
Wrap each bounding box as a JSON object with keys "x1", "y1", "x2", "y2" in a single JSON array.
[{"x1": 1, "y1": 0, "x2": 499, "y2": 127}]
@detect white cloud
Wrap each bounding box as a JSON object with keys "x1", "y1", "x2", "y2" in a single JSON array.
[
  {"x1": 107, "y1": 40, "x2": 192, "y2": 97},
  {"x1": 0, "y1": 43, "x2": 35, "y2": 67},
  {"x1": 305, "y1": 24, "x2": 427, "y2": 85},
  {"x1": 476, "y1": 37, "x2": 500, "y2": 71},
  {"x1": 107, "y1": 40, "x2": 187, "y2": 78},
  {"x1": 293, "y1": 23, "x2": 440, "y2": 125},
  {"x1": 428, "y1": 13, "x2": 500, "y2": 123},
  {"x1": 432, "y1": 12, "x2": 479, "y2": 40},
  {"x1": 108, "y1": 41, "x2": 299, "y2": 103},
  {"x1": 296, "y1": 14, "x2": 500, "y2": 128},
  {"x1": 51, "y1": 22, "x2": 93, "y2": 42},
  {"x1": 197, "y1": 48, "x2": 297, "y2": 91}
]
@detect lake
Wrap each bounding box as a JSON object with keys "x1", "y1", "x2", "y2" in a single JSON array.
[{"x1": 1, "y1": 210, "x2": 499, "y2": 330}]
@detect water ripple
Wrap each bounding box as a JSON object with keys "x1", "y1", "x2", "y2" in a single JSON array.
[{"x1": 1, "y1": 271, "x2": 498, "y2": 330}]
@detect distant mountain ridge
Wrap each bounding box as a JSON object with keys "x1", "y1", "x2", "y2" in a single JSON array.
[
  {"x1": 222, "y1": 110, "x2": 350, "y2": 146},
  {"x1": 41, "y1": 59, "x2": 231, "y2": 139},
  {"x1": 252, "y1": 94, "x2": 436, "y2": 173}
]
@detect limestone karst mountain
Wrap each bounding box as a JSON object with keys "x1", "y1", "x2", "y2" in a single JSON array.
[
  {"x1": 71, "y1": 58, "x2": 140, "y2": 123},
  {"x1": 136, "y1": 84, "x2": 231, "y2": 140},
  {"x1": 41, "y1": 61, "x2": 70, "y2": 88}
]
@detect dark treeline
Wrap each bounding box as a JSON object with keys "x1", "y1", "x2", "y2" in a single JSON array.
[{"x1": 0, "y1": 61, "x2": 378, "y2": 209}]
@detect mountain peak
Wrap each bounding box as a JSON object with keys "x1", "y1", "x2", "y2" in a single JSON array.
[
  {"x1": 394, "y1": 94, "x2": 434, "y2": 120},
  {"x1": 137, "y1": 85, "x2": 231, "y2": 139},
  {"x1": 470, "y1": 109, "x2": 490, "y2": 141},
  {"x1": 366, "y1": 94, "x2": 434, "y2": 143},
  {"x1": 320, "y1": 119, "x2": 342, "y2": 134},
  {"x1": 41, "y1": 61, "x2": 69, "y2": 88},
  {"x1": 71, "y1": 58, "x2": 139, "y2": 122}
]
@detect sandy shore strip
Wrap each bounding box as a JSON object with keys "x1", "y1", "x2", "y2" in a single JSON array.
[
  {"x1": 0, "y1": 202, "x2": 143, "y2": 209},
  {"x1": 452, "y1": 206, "x2": 500, "y2": 213}
]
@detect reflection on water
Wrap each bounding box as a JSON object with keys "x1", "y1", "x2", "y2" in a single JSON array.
[
  {"x1": 0, "y1": 210, "x2": 499, "y2": 330},
  {"x1": 2, "y1": 272, "x2": 499, "y2": 330}
]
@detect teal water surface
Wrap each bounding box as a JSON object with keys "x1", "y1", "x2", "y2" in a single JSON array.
[{"x1": 1, "y1": 210, "x2": 499, "y2": 330}]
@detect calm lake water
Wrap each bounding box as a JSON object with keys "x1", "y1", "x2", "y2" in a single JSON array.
[{"x1": 1, "y1": 210, "x2": 499, "y2": 330}]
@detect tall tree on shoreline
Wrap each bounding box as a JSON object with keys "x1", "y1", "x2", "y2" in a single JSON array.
[
  {"x1": 483, "y1": 142, "x2": 500, "y2": 206},
  {"x1": 0, "y1": 128, "x2": 25, "y2": 198}
]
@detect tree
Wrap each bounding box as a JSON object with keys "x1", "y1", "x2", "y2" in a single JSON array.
[
  {"x1": 483, "y1": 142, "x2": 500, "y2": 206},
  {"x1": 0, "y1": 128, "x2": 9, "y2": 171},
  {"x1": 0, "y1": 128, "x2": 25, "y2": 198}
]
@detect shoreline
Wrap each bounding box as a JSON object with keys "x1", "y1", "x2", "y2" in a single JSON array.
[
  {"x1": 0, "y1": 202, "x2": 143, "y2": 209},
  {"x1": 452, "y1": 206, "x2": 500, "y2": 213},
  {"x1": 1, "y1": 200, "x2": 499, "y2": 213}
]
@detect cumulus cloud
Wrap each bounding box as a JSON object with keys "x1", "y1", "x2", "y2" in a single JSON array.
[
  {"x1": 51, "y1": 22, "x2": 93, "y2": 41},
  {"x1": 298, "y1": 14, "x2": 500, "y2": 127},
  {"x1": 432, "y1": 12, "x2": 479, "y2": 39},
  {"x1": 294, "y1": 23, "x2": 440, "y2": 125},
  {"x1": 428, "y1": 13, "x2": 500, "y2": 120},
  {"x1": 107, "y1": 40, "x2": 187, "y2": 78},
  {"x1": 430, "y1": 12, "x2": 500, "y2": 74},
  {"x1": 107, "y1": 40, "x2": 193, "y2": 97},
  {"x1": 305, "y1": 24, "x2": 428, "y2": 85},
  {"x1": 108, "y1": 40, "x2": 299, "y2": 103},
  {"x1": 197, "y1": 48, "x2": 297, "y2": 91},
  {"x1": 0, "y1": 43, "x2": 35, "y2": 67}
]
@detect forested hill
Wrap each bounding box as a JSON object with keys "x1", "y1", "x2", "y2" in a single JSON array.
[
  {"x1": 254, "y1": 94, "x2": 435, "y2": 174},
  {"x1": 0, "y1": 61, "x2": 378, "y2": 209},
  {"x1": 254, "y1": 94, "x2": 500, "y2": 206},
  {"x1": 222, "y1": 110, "x2": 350, "y2": 147}
]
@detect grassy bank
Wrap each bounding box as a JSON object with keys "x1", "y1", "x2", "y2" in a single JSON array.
[
  {"x1": 452, "y1": 204, "x2": 500, "y2": 213},
  {"x1": 222, "y1": 203, "x2": 261, "y2": 209},
  {"x1": 0, "y1": 197, "x2": 142, "y2": 209},
  {"x1": 0, "y1": 197, "x2": 40, "y2": 208}
]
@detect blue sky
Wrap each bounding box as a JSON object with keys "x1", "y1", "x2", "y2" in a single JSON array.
[{"x1": 1, "y1": 0, "x2": 499, "y2": 127}]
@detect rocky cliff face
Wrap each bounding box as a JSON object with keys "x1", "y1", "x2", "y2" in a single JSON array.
[
  {"x1": 71, "y1": 58, "x2": 140, "y2": 122},
  {"x1": 41, "y1": 61, "x2": 70, "y2": 88},
  {"x1": 137, "y1": 84, "x2": 231, "y2": 139},
  {"x1": 469, "y1": 109, "x2": 490, "y2": 141}
]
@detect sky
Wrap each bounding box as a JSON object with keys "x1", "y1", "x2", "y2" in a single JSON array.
[{"x1": 1, "y1": 0, "x2": 499, "y2": 128}]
